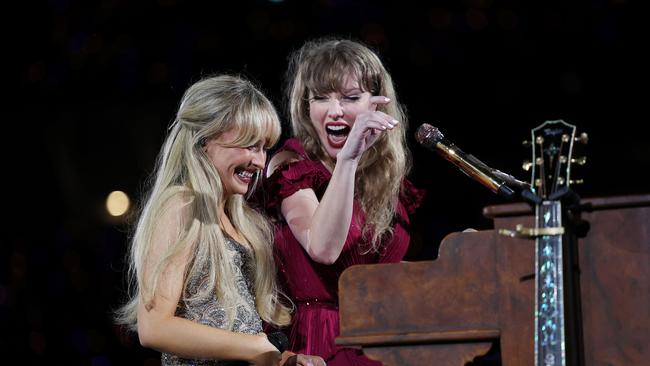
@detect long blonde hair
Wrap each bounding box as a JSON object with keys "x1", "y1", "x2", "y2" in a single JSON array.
[
  {"x1": 286, "y1": 38, "x2": 411, "y2": 251},
  {"x1": 116, "y1": 75, "x2": 291, "y2": 331}
]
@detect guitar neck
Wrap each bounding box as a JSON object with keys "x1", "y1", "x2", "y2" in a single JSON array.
[{"x1": 535, "y1": 200, "x2": 567, "y2": 366}]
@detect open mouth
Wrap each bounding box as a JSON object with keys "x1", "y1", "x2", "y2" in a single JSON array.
[
  {"x1": 325, "y1": 122, "x2": 350, "y2": 148},
  {"x1": 234, "y1": 168, "x2": 256, "y2": 184}
]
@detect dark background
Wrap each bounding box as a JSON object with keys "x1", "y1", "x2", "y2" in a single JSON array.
[{"x1": 6, "y1": 0, "x2": 648, "y2": 364}]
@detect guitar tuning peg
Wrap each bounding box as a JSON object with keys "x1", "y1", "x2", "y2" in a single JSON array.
[
  {"x1": 571, "y1": 156, "x2": 587, "y2": 165},
  {"x1": 522, "y1": 160, "x2": 532, "y2": 171},
  {"x1": 570, "y1": 179, "x2": 584, "y2": 185},
  {"x1": 574, "y1": 132, "x2": 588, "y2": 144}
]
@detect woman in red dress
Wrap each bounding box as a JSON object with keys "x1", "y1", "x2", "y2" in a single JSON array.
[{"x1": 263, "y1": 38, "x2": 424, "y2": 365}]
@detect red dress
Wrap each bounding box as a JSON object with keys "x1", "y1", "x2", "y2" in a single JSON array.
[{"x1": 264, "y1": 139, "x2": 424, "y2": 365}]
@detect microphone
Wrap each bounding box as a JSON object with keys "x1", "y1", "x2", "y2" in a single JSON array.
[
  {"x1": 415, "y1": 123, "x2": 530, "y2": 199},
  {"x1": 267, "y1": 331, "x2": 288, "y2": 353}
]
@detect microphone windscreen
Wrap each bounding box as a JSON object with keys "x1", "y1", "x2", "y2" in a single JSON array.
[
  {"x1": 267, "y1": 331, "x2": 289, "y2": 353},
  {"x1": 415, "y1": 123, "x2": 443, "y2": 147}
]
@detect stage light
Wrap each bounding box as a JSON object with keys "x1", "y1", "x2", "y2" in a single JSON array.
[{"x1": 106, "y1": 191, "x2": 130, "y2": 217}]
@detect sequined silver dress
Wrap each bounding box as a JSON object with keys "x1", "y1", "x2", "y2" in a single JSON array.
[{"x1": 161, "y1": 238, "x2": 263, "y2": 366}]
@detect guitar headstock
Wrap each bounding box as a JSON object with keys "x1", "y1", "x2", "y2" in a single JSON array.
[{"x1": 522, "y1": 120, "x2": 587, "y2": 200}]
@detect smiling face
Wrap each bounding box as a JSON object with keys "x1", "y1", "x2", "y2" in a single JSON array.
[
  {"x1": 204, "y1": 128, "x2": 267, "y2": 197},
  {"x1": 308, "y1": 76, "x2": 374, "y2": 159}
]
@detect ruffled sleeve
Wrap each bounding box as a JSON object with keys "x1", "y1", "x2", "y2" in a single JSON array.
[
  {"x1": 265, "y1": 160, "x2": 331, "y2": 209},
  {"x1": 264, "y1": 139, "x2": 332, "y2": 210},
  {"x1": 400, "y1": 179, "x2": 426, "y2": 215}
]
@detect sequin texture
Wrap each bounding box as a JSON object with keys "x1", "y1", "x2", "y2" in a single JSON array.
[{"x1": 161, "y1": 238, "x2": 262, "y2": 365}]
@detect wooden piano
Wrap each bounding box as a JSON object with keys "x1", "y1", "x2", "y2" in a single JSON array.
[{"x1": 336, "y1": 194, "x2": 650, "y2": 365}]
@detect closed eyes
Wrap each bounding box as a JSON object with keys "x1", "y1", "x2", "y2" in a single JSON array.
[{"x1": 308, "y1": 94, "x2": 362, "y2": 103}]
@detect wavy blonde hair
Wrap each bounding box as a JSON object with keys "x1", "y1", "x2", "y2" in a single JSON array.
[
  {"x1": 286, "y1": 38, "x2": 411, "y2": 251},
  {"x1": 116, "y1": 75, "x2": 291, "y2": 331}
]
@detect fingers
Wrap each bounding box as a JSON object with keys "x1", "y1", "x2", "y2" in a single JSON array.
[
  {"x1": 281, "y1": 354, "x2": 298, "y2": 366},
  {"x1": 338, "y1": 104, "x2": 399, "y2": 161},
  {"x1": 296, "y1": 354, "x2": 326, "y2": 366},
  {"x1": 369, "y1": 95, "x2": 391, "y2": 107},
  {"x1": 344, "y1": 111, "x2": 398, "y2": 157},
  {"x1": 358, "y1": 110, "x2": 399, "y2": 132}
]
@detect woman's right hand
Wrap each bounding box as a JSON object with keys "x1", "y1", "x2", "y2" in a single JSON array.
[
  {"x1": 281, "y1": 352, "x2": 327, "y2": 366},
  {"x1": 337, "y1": 96, "x2": 397, "y2": 162}
]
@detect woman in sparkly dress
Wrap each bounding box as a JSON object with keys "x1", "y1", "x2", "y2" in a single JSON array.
[{"x1": 116, "y1": 75, "x2": 323, "y2": 366}]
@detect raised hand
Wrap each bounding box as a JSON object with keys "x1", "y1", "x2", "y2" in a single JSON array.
[{"x1": 337, "y1": 96, "x2": 398, "y2": 162}]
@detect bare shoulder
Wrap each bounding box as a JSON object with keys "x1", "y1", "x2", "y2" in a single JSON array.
[{"x1": 266, "y1": 150, "x2": 301, "y2": 178}]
